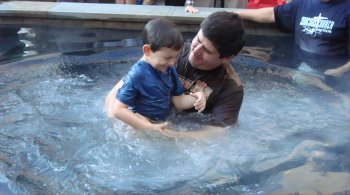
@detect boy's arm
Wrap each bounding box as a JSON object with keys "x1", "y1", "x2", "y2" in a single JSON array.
[
  {"x1": 110, "y1": 98, "x2": 168, "y2": 131},
  {"x1": 171, "y1": 93, "x2": 195, "y2": 110},
  {"x1": 171, "y1": 92, "x2": 206, "y2": 112},
  {"x1": 105, "y1": 80, "x2": 168, "y2": 131}
]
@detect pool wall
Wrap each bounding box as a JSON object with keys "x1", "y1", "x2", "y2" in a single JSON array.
[{"x1": 0, "y1": 1, "x2": 286, "y2": 36}]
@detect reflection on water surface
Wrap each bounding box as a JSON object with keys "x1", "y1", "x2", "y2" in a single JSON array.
[{"x1": 0, "y1": 26, "x2": 349, "y2": 194}]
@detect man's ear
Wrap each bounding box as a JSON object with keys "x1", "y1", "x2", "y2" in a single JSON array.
[
  {"x1": 143, "y1": 44, "x2": 151, "y2": 56},
  {"x1": 221, "y1": 55, "x2": 235, "y2": 64}
]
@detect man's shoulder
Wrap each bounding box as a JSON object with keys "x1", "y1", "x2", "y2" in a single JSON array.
[
  {"x1": 222, "y1": 62, "x2": 242, "y2": 88},
  {"x1": 217, "y1": 66, "x2": 244, "y2": 102},
  {"x1": 209, "y1": 63, "x2": 243, "y2": 96}
]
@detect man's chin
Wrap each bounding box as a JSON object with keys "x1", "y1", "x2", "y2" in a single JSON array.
[{"x1": 189, "y1": 58, "x2": 199, "y2": 68}]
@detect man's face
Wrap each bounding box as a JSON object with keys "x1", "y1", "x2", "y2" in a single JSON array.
[
  {"x1": 189, "y1": 30, "x2": 231, "y2": 71},
  {"x1": 147, "y1": 47, "x2": 180, "y2": 73}
]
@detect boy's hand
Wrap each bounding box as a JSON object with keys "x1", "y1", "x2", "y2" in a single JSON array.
[{"x1": 190, "y1": 92, "x2": 206, "y2": 112}]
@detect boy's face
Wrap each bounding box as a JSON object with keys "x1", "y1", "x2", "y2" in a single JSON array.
[
  {"x1": 146, "y1": 47, "x2": 181, "y2": 73},
  {"x1": 189, "y1": 30, "x2": 232, "y2": 71}
]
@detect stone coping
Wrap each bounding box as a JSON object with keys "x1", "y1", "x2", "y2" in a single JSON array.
[{"x1": 0, "y1": 1, "x2": 285, "y2": 35}]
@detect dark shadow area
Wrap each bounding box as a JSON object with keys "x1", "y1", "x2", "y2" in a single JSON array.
[{"x1": 0, "y1": 27, "x2": 25, "y2": 63}]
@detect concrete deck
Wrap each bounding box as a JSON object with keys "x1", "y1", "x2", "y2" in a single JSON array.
[{"x1": 0, "y1": 1, "x2": 284, "y2": 36}]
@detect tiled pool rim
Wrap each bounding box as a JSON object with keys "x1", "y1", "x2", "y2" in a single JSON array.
[{"x1": 0, "y1": 1, "x2": 286, "y2": 36}]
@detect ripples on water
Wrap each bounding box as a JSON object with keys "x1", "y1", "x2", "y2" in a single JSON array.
[{"x1": 0, "y1": 50, "x2": 349, "y2": 194}]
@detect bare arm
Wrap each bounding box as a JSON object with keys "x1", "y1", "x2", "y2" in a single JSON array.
[
  {"x1": 324, "y1": 61, "x2": 350, "y2": 77},
  {"x1": 185, "y1": 5, "x2": 198, "y2": 14},
  {"x1": 324, "y1": 25, "x2": 350, "y2": 77},
  {"x1": 236, "y1": 7, "x2": 275, "y2": 23},
  {"x1": 171, "y1": 92, "x2": 206, "y2": 112},
  {"x1": 110, "y1": 98, "x2": 168, "y2": 131},
  {"x1": 162, "y1": 125, "x2": 226, "y2": 141},
  {"x1": 184, "y1": 0, "x2": 198, "y2": 14},
  {"x1": 105, "y1": 80, "x2": 168, "y2": 131},
  {"x1": 105, "y1": 80, "x2": 124, "y2": 117}
]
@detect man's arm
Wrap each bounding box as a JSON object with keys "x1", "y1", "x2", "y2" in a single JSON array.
[
  {"x1": 235, "y1": 7, "x2": 275, "y2": 23},
  {"x1": 105, "y1": 80, "x2": 124, "y2": 117},
  {"x1": 324, "y1": 61, "x2": 350, "y2": 77},
  {"x1": 185, "y1": 0, "x2": 199, "y2": 14},
  {"x1": 324, "y1": 22, "x2": 350, "y2": 77},
  {"x1": 163, "y1": 125, "x2": 225, "y2": 141}
]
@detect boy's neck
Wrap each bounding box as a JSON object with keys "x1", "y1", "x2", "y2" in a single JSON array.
[
  {"x1": 141, "y1": 55, "x2": 150, "y2": 64},
  {"x1": 141, "y1": 56, "x2": 168, "y2": 74}
]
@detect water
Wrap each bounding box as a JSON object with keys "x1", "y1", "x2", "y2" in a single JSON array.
[{"x1": 0, "y1": 28, "x2": 349, "y2": 194}]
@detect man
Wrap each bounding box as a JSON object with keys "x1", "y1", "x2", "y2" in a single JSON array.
[
  {"x1": 106, "y1": 11, "x2": 245, "y2": 138},
  {"x1": 236, "y1": 0, "x2": 350, "y2": 91},
  {"x1": 159, "y1": 11, "x2": 245, "y2": 139},
  {"x1": 174, "y1": 11, "x2": 245, "y2": 127}
]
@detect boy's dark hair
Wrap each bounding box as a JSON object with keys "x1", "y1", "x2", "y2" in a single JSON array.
[
  {"x1": 143, "y1": 17, "x2": 183, "y2": 52},
  {"x1": 200, "y1": 11, "x2": 246, "y2": 58}
]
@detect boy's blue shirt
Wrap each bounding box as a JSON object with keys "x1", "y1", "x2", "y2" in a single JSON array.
[{"x1": 117, "y1": 59, "x2": 183, "y2": 121}]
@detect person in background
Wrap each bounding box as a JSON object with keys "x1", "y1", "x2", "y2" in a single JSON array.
[
  {"x1": 143, "y1": 0, "x2": 157, "y2": 4},
  {"x1": 165, "y1": 0, "x2": 199, "y2": 14},
  {"x1": 325, "y1": 63, "x2": 350, "y2": 78},
  {"x1": 0, "y1": 27, "x2": 25, "y2": 62},
  {"x1": 324, "y1": 61, "x2": 350, "y2": 92},
  {"x1": 236, "y1": 0, "x2": 349, "y2": 91},
  {"x1": 116, "y1": 0, "x2": 197, "y2": 12},
  {"x1": 58, "y1": 0, "x2": 99, "y2": 2},
  {"x1": 105, "y1": 18, "x2": 206, "y2": 133},
  {"x1": 115, "y1": 0, "x2": 135, "y2": 4}
]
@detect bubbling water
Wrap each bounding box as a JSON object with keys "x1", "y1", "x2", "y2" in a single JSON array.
[{"x1": 0, "y1": 49, "x2": 349, "y2": 194}]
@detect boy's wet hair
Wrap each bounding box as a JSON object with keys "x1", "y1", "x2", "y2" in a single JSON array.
[
  {"x1": 143, "y1": 17, "x2": 183, "y2": 52},
  {"x1": 201, "y1": 11, "x2": 246, "y2": 58}
]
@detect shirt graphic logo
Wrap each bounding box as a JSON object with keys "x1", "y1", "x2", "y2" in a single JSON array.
[
  {"x1": 299, "y1": 13, "x2": 334, "y2": 37},
  {"x1": 179, "y1": 75, "x2": 212, "y2": 99}
]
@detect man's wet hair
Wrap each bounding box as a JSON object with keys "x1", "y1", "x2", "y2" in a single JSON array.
[
  {"x1": 142, "y1": 17, "x2": 183, "y2": 52},
  {"x1": 201, "y1": 11, "x2": 246, "y2": 58}
]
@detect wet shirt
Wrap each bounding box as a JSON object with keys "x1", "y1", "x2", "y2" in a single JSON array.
[
  {"x1": 117, "y1": 59, "x2": 183, "y2": 121},
  {"x1": 274, "y1": 0, "x2": 349, "y2": 56},
  {"x1": 176, "y1": 44, "x2": 244, "y2": 126}
]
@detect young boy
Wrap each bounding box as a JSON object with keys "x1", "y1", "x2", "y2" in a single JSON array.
[{"x1": 105, "y1": 18, "x2": 206, "y2": 132}]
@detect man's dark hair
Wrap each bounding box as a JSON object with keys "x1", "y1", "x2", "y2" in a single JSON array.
[
  {"x1": 200, "y1": 11, "x2": 245, "y2": 58},
  {"x1": 143, "y1": 17, "x2": 183, "y2": 52}
]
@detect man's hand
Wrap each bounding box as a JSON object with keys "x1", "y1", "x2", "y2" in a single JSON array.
[
  {"x1": 185, "y1": 5, "x2": 199, "y2": 14},
  {"x1": 160, "y1": 125, "x2": 226, "y2": 141},
  {"x1": 190, "y1": 91, "x2": 206, "y2": 112},
  {"x1": 324, "y1": 61, "x2": 350, "y2": 77},
  {"x1": 149, "y1": 122, "x2": 169, "y2": 131}
]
